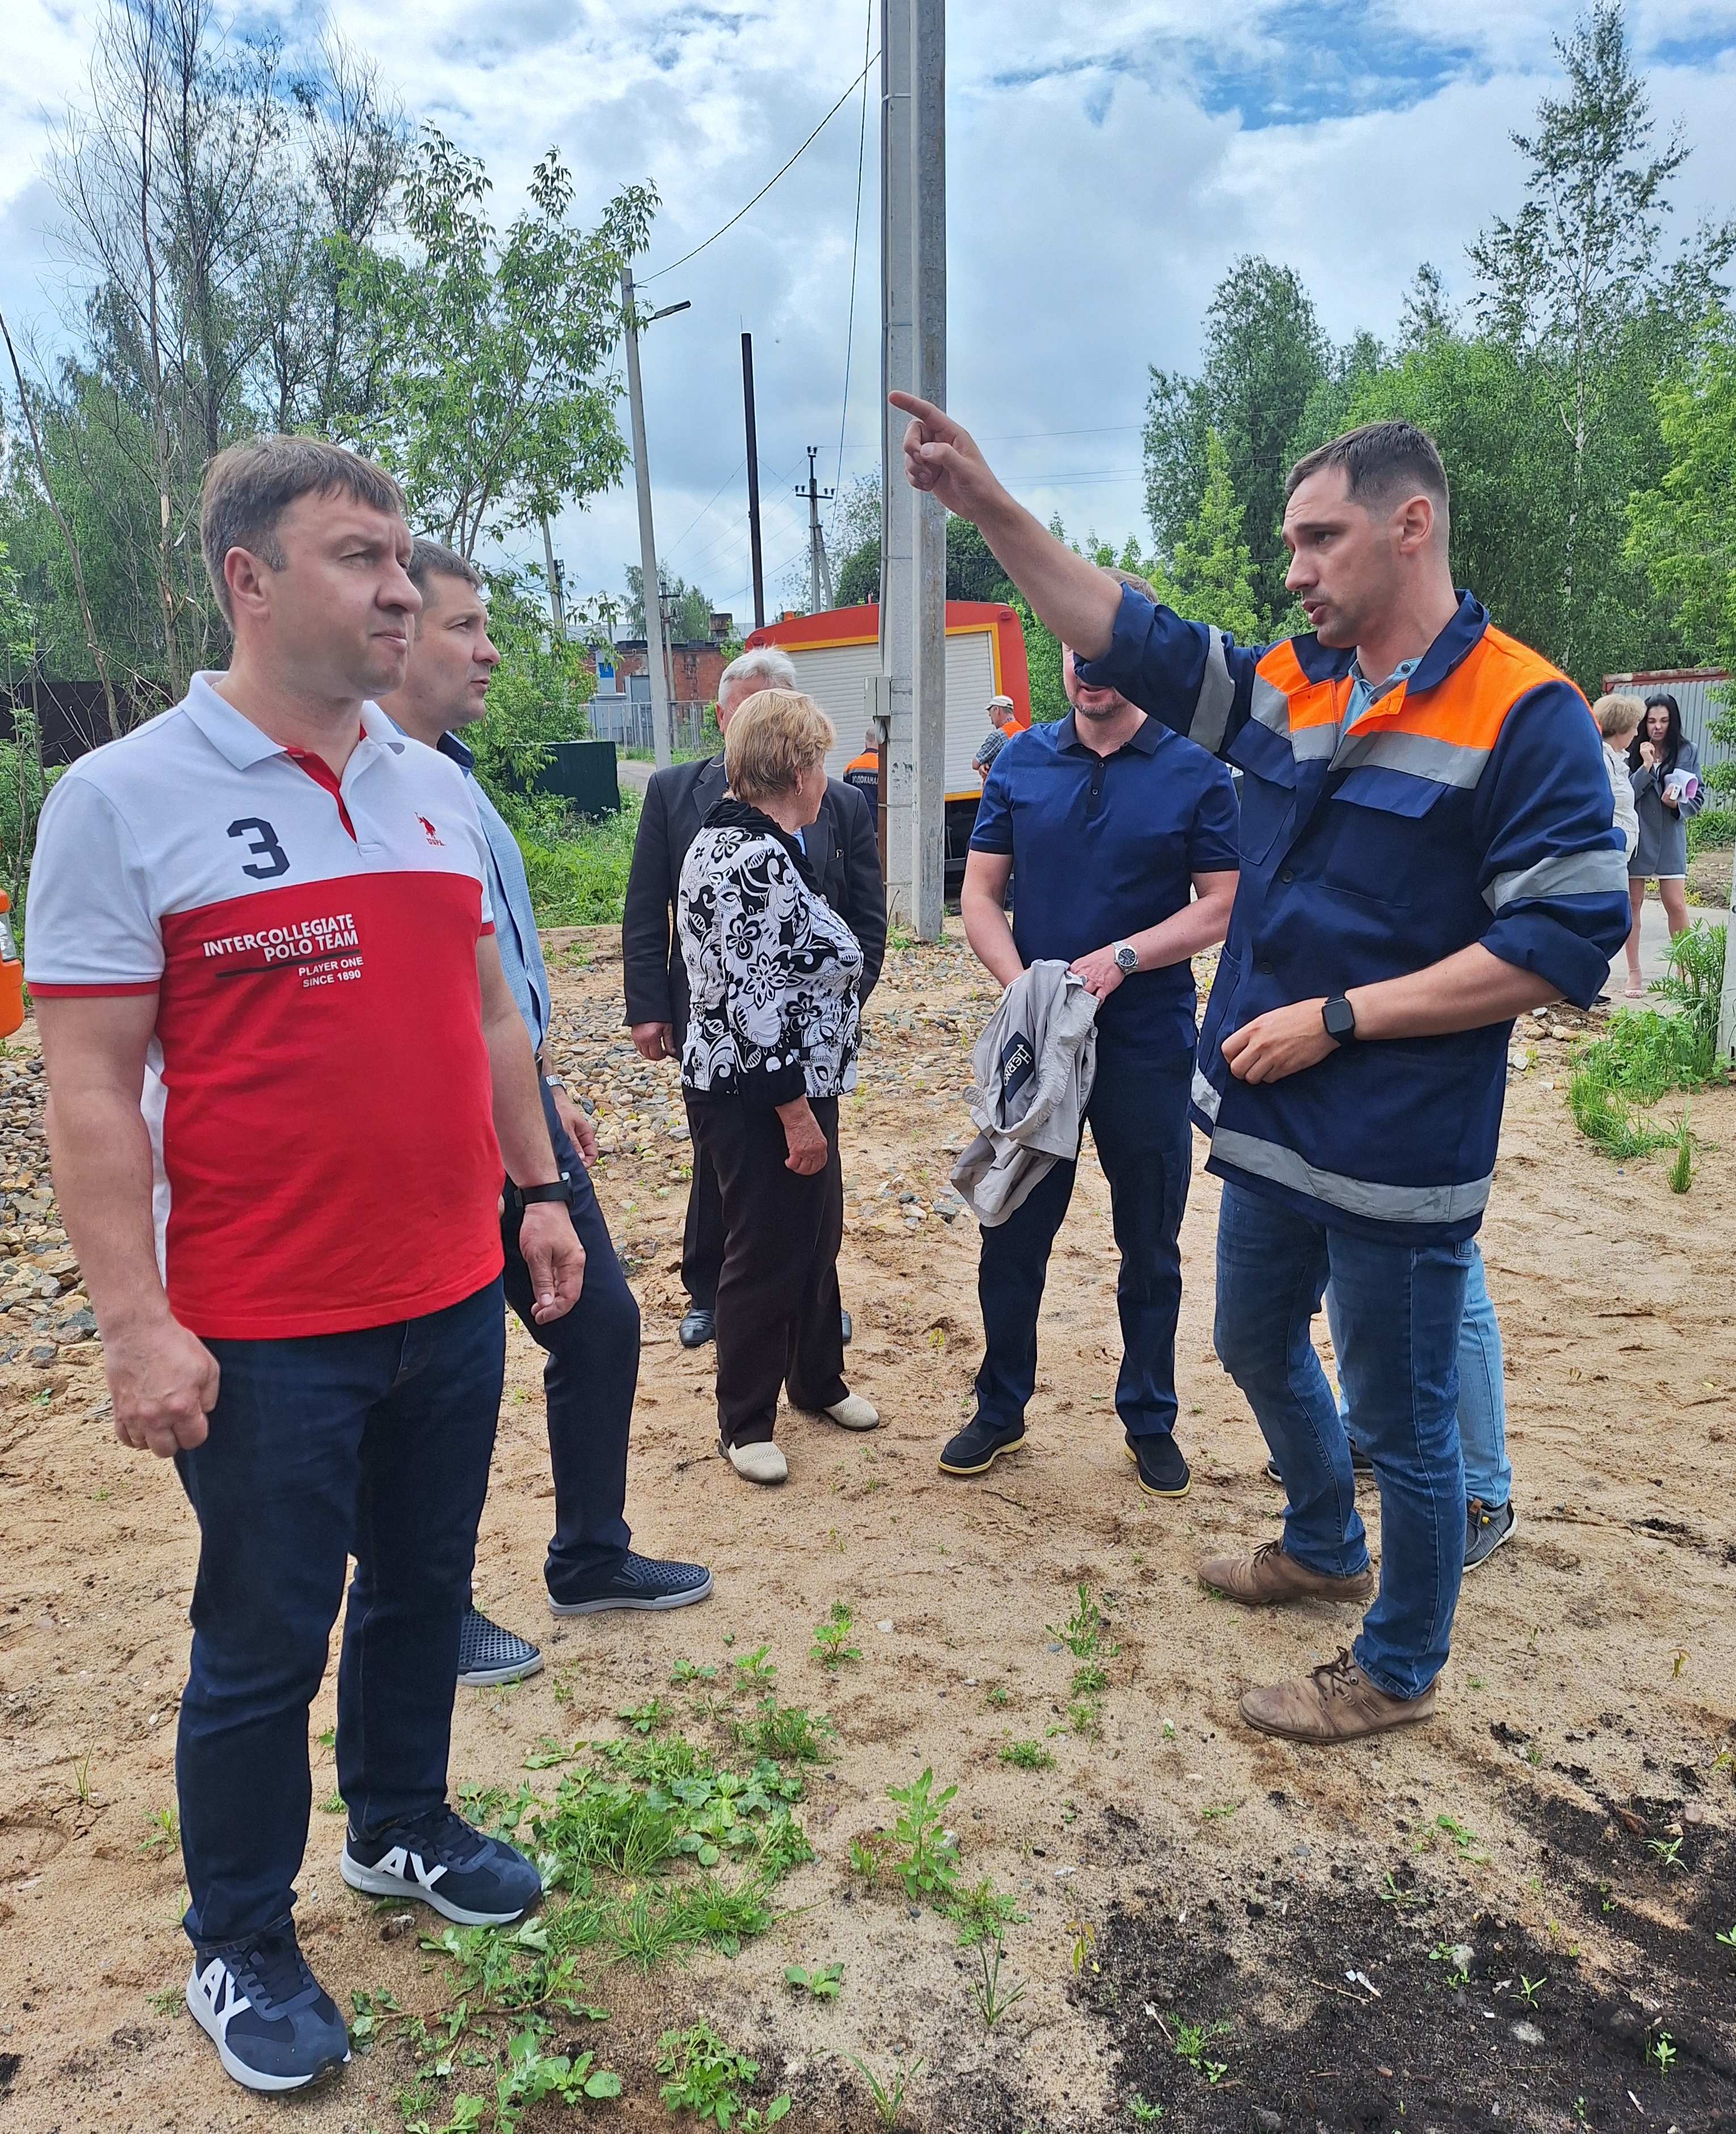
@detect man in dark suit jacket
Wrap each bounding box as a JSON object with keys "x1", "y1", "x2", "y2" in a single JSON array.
[{"x1": 621, "y1": 647, "x2": 889, "y2": 1346}]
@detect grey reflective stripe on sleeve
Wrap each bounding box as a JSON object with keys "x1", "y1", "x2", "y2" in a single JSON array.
[
  {"x1": 1332, "y1": 728, "x2": 1491, "y2": 788},
  {"x1": 1249, "y1": 674, "x2": 1290, "y2": 736},
  {"x1": 1482, "y1": 846, "x2": 1632, "y2": 914},
  {"x1": 1190, "y1": 631, "x2": 1237, "y2": 754},
  {"x1": 1191, "y1": 1066, "x2": 1221, "y2": 1123},
  {"x1": 1211, "y1": 1128, "x2": 1494, "y2": 1226}
]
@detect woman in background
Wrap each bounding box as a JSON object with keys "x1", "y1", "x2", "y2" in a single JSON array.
[
  {"x1": 1624, "y1": 691, "x2": 1704, "y2": 998},
  {"x1": 676, "y1": 690, "x2": 877, "y2": 1485}
]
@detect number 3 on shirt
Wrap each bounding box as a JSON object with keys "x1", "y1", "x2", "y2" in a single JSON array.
[{"x1": 227, "y1": 817, "x2": 289, "y2": 880}]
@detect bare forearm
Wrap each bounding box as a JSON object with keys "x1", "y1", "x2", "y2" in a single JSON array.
[
  {"x1": 962, "y1": 888, "x2": 1023, "y2": 988},
  {"x1": 1127, "y1": 892, "x2": 1235, "y2": 973},
  {"x1": 47, "y1": 1090, "x2": 170, "y2": 1334},
  {"x1": 486, "y1": 1010, "x2": 560, "y2": 1186},
  {"x1": 1348, "y1": 944, "x2": 1560, "y2": 1041}
]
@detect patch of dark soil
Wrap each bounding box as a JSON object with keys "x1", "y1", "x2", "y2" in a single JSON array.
[{"x1": 1084, "y1": 1800, "x2": 1736, "y2": 2132}]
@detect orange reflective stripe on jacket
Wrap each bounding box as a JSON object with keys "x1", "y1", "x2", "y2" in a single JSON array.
[{"x1": 1252, "y1": 624, "x2": 1585, "y2": 790}]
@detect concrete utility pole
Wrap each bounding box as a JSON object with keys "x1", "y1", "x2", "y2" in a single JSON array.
[
  {"x1": 880, "y1": 0, "x2": 946, "y2": 938},
  {"x1": 800, "y1": 446, "x2": 836, "y2": 614},
  {"x1": 620, "y1": 269, "x2": 690, "y2": 769},
  {"x1": 741, "y1": 333, "x2": 766, "y2": 631},
  {"x1": 911, "y1": 0, "x2": 946, "y2": 941}
]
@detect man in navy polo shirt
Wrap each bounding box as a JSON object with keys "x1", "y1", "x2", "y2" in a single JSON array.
[{"x1": 942, "y1": 576, "x2": 1238, "y2": 1496}]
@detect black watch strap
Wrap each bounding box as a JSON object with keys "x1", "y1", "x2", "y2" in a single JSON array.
[
  {"x1": 1321, "y1": 995, "x2": 1358, "y2": 1047},
  {"x1": 518, "y1": 1179, "x2": 572, "y2": 1207}
]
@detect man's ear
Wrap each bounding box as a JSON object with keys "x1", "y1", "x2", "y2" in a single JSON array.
[
  {"x1": 1392, "y1": 495, "x2": 1436, "y2": 558},
  {"x1": 224, "y1": 546, "x2": 273, "y2": 623}
]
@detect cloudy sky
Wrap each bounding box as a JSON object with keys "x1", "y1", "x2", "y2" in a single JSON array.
[{"x1": 6, "y1": 0, "x2": 1736, "y2": 629}]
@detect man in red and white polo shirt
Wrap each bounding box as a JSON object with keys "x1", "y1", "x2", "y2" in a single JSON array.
[{"x1": 27, "y1": 437, "x2": 583, "y2": 2098}]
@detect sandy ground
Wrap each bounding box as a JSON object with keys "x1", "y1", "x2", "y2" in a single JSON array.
[{"x1": 2, "y1": 922, "x2": 1734, "y2": 2133}]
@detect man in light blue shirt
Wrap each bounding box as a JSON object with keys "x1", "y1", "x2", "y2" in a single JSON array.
[{"x1": 388, "y1": 541, "x2": 711, "y2": 1684}]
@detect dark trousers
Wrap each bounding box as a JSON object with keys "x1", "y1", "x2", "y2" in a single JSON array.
[
  {"x1": 681, "y1": 1087, "x2": 727, "y2": 1310},
  {"x1": 500, "y1": 1082, "x2": 639, "y2": 1597},
  {"x1": 974, "y1": 1044, "x2": 1193, "y2": 1441},
  {"x1": 688, "y1": 1094, "x2": 848, "y2": 1446},
  {"x1": 175, "y1": 1280, "x2": 504, "y2": 1949}
]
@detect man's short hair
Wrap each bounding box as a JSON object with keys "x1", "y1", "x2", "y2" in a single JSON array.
[
  {"x1": 408, "y1": 538, "x2": 483, "y2": 598},
  {"x1": 1592, "y1": 691, "x2": 1646, "y2": 740},
  {"x1": 1285, "y1": 420, "x2": 1449, "y2": 518},
  {"x1": 718, "y1": 646, "x2": 799, "y2": 701},
  {"x1": 723, "y1": 689, "x2": 835, "y2": 804},
  {"x1": 1107, "y1": 567, "x2": 1160, "y2": 604},
  {"x1": 200, "y1": 435, "x2": 405, "y2": 623}
]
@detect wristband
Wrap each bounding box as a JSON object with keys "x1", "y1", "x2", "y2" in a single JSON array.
[{"x1": 519, "y1": 1180, "x2": 573, "y2": 1207}]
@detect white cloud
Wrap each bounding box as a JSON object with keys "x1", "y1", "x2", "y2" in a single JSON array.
[{"x1": 3, "y1": 0, "x2": 1735, "y2": 626}]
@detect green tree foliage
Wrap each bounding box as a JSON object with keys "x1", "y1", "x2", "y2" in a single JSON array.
[
  {"x1": 2, "y1": 3, "x2": 405, "y2": 699},
  {"x1": 0, "y1": 544, "x2": 60, "y2": 921},
  {"x1": 1629, "y1": 306, "x2": 1736, "y2": 799},
  {"x1": 1169, "y1": 431, "x2": 1260, "y2": 643},
  {"x1": 1461, "y1": 0, "x2": 1731, "y2": 682},
  {"x1": 1143, "y1": 257, "x2": 1328, "y2": 631},
  {"x1": 622, "y1": 566, "x2": 716, "y2": 645},
  {"x1": 343, "y1": 131, "x2": 654, "y2": 558}
]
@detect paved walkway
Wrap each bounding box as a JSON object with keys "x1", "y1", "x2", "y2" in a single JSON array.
[{"x1": 1608, "y1": 895, "x2": 1677, "y2": 1002}]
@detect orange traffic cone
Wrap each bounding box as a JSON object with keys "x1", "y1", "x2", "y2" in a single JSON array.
[{"x1": 0, "y1": 892, "x2": 23, "y2": 1039}]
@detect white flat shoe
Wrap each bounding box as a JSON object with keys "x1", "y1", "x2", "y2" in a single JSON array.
[
  {"x1": 823, "y1": 1393, "x2": 879, "y2": 1432},
  {"x1": 722, "y1": 1438, "x2": 788, "y2": 1484}
]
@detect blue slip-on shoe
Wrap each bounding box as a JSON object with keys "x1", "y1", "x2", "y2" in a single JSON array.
[
  {"x1": 547, "y1": 1551, "x2": 714, "y2": 1615},
  {"x1": 340, "y1": 1806, "x2": 541, "y2": 1926},
  {"x1": 938, "y1": 1415, "x2": 1025, "y2": 1476},
  {"x1": 457, "y1": 1607, "x2": 543, "y2": 1688},
  {"x1": 186, "y1": 1920, "x2": 349, "y2": 2093},
  {"x1": 1124, "y1": 1432, "x2": 1191, "y2": 1499}
]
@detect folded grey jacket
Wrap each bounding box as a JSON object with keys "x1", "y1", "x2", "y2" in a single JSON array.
[{"x1": 950, "y1": 960, "x2": 1099, "y2": 1226}]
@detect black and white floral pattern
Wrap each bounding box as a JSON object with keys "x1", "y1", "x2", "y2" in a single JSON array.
[{"x1": 678, "y1": 816, "x2": 862, "y2": 1103}]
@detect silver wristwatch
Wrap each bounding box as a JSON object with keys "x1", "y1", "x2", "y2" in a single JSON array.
[{"x1": 1112, "y1": 941, "x2": 1139, "y2": 973}]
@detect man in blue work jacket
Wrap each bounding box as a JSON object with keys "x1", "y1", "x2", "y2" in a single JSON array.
[
  {"x1": 892, "y1": 394, "x2": 1629, "y2": 1745},
  {"x1": 389, "y1": 542, "x2": 713, "y2": 1688}
]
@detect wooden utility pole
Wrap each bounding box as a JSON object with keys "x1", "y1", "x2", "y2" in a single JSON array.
[{"x1": 741, "y1": 334, "x2": 766, "y2": 632}]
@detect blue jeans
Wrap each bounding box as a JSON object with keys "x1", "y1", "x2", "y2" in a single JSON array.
[
  {"x1": 1326, "y1": 1240, "x2": 1512, "y2": 1507},
  {"x1": 975, "y1": 1044, "x2": 1191, "y2": 1441},
  {"x1": 175, "y1": 1279, "x2": 505, "y2": 1948},
  {"x1": 1213, "y1": 1178, "x2": 1470, "y2": 1701},
  {"x1": 500, "y1": 1084, "x2": 638, "y2": 1596}
]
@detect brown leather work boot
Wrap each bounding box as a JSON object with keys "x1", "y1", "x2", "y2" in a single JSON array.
[
  {"x1": 1196, "y1": 1540, "x2": 1375, "y2": 1607},
  {"x1": 1239, "y1": 1648, "x2": 1438, "y2": 1743}
]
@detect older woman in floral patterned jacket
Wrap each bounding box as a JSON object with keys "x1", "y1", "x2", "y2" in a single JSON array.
[{"x1": 676, "y1": 690, "x2": 879, "y2": 1484}]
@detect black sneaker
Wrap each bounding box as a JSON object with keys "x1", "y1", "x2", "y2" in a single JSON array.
[
  {"x1": 1350, "y1": 1443, "x2": 1375, "y2": 1477},
  {"x1": 1464, "y1": 1498, "x2": 1516, "y2": 1571},
  {"x1": 938, "y1": 1416, "x2": 1025, "y2": 1475},
  {"x1": 186, "y1": 1920, "x2": 349, "y2": 2093},
  {"x1": 548, "y1": 1550, "x2": 714, "y2": 1616},
  {"x1": 457, "y1": 1608, "x2": 543, "y2": 1688},
  {"x1": 841, "y1": 1309, "x2": 853, "y2": 1346},
  {"x1": 340, "y1": 1806, "x2": 541, "y2": 1926},
  {"x1": 1125, "y1": 1433, "x2": 1191, "y2": 1498},
  {"x1": 1265, "y1": 1455, "x2": 1284, "y2": 1484},
  {"x1": 679, "y1": 1308, "x2": 715, "y2": 1348}
]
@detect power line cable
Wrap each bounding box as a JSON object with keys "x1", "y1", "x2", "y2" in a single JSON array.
[
  {"x1": 642, "y1": 57, "x2": 875, "y2": 285},
  {"x1": 832, "y1": 0, "x2": 875, "y2": 535}
]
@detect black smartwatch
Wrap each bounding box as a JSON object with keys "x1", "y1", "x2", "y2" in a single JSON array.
[
  {"x1": 519, "y1": 1179, "x2": 573, "y2": 1207},
  {"x1": 1321, "y1": 996, "x2": 1358, "y2": 1048}
]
